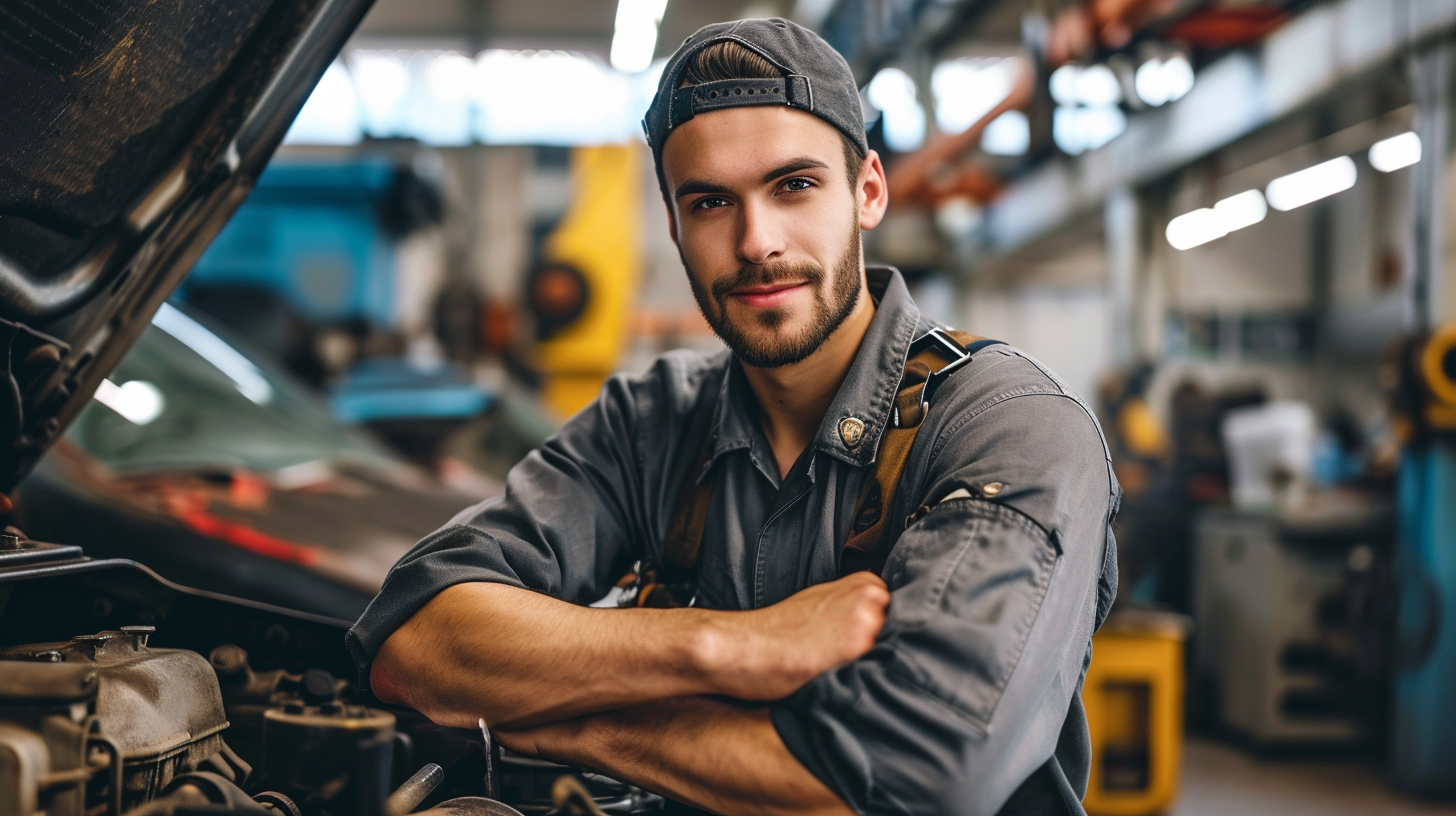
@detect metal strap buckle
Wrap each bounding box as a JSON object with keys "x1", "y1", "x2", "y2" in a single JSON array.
[{"x1": 908, "y1": 327, "x2": 973, "y2": 410}]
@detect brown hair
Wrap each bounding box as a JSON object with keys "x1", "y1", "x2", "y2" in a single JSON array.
[{"x1": 659, "y1": 40, "x2": 863, "y2": 199}]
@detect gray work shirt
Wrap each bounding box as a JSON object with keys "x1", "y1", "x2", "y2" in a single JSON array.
[{"x1": 347, "y1": 267, "x2": 1119, "y2": 816}]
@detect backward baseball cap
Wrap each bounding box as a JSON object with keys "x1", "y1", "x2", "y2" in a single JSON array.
[{"x1": 642, "y1": 18, "x2": 868, "y2": 165}]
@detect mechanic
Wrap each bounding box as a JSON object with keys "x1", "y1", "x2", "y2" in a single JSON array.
[{"x1": 350, "y1": 18, "x2": 1118, "y2": 816}]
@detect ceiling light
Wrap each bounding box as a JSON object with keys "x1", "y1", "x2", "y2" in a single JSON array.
[
  {"x1": 932, "y1": 57, "x2": 1016, "y2": 133},
  {"x1": 611, "y1": 0, "x2": 670, "y2": 74},
  {"x1": 1135, "y1": 55, "x2": 1195, "y2": 107},
  {"x1": 1134, "y1": 59, "x2": 1169, "y2": 106},
  {"x1": 1369, "y1": 131, "x2": 1422, "y2": 173},
  {"x1": 1049, "y1": 65, "x2": 1079, "y2": 106},
  {"x1": 1075, "y1": 64, "x2": 1121, "y2": 106},
  {"x1": 95, "y1": 379, "x2": 164, "y2": 425},
  {"x1": 1166, "y1": 208, "x2": 1226, "y2": 250},
  {"x1": 1049, "y1": 64, "x2": 1122, "y2": 107},
  {"x1": 1213, "y1": 189, "x2": 1267, "y2": 232},
  {"x1": 1053, "y1": 105, "x2": 1126, "y2": 155},
  {"x1": 1265, "y1": 156, "x2": 1357, "y2": 211},
  {"x1": 1162, "y1": 55, "x2": 1194, "y2": 102},
  {"x1": 982, "y1": 111, "x2": 1029, "y2": 156},
  {"x1": 1166, "y1": 190, "x2": 1268, "y2": 251},
  {"x1": 867, "y1": 67, "x2": 926, "y2": 152}
]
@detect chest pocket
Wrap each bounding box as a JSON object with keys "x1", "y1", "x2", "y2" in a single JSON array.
[{"x1": 884, "y1": 497, "x2": 1059, "y2": 727}]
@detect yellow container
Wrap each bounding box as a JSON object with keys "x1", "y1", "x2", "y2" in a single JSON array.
[{"x1": 1082, "y1": 610, "x2": 1190, "y2": 816}]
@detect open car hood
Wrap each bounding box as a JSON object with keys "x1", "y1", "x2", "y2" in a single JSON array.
[{"x1": 0, "y1": 0, "x2": 375, "y2": 492}]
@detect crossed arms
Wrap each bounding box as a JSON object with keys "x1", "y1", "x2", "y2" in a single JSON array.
[
  {"x1": 360, "y1": 369, "x2": 1114, "y2": 816},
  {"x1": 369, "y1": 571, "x2": 892, "y2": 815}
]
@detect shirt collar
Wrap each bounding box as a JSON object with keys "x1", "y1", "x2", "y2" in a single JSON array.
[{"x1": 707, "y1": 265, "x2": 925, "y2": 474}]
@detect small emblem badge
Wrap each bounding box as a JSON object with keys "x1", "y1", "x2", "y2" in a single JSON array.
[
  {"x1": 981, "y1": 481, "x2": 1005, "y2": 497},
  {"x1": 839, "y1": 417, "x2": 866, "y2": 447}
]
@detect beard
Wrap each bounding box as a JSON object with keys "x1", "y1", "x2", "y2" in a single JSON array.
[{"x1": 685, "y1": 229, "x2": 863, "y2": 369}]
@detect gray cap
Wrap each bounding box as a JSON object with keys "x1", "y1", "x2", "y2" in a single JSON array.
[{"x1": 642, "y1": 18, "x2": 868, "y2": 163}]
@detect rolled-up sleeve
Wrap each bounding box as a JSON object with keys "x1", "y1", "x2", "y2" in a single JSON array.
[
  {"x1": 772, "y1": 392, "x2": 1115, "y2": 816},
  {"x1": 345, "y1": 352, "x2": 718, "y2": 687}
]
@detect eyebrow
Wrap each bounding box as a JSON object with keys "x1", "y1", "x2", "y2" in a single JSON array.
[
  {"x1": 761, "y1": 157, "x2": 830, "y2": 183},
  {"x1": 673, "y1": 156, "x2": 833, "y2": 200},
  {"x1": 674, "y1": 179, "x2": 731, "y2": 200}
]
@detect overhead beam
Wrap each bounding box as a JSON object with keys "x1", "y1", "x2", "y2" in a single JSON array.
[{"x1": 982, "y1": 0, "x2": 1456, "y2": 258}]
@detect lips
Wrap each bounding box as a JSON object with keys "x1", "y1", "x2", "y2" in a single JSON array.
[{"x1": 727, "y1": 280, "x2": 809, "y2": 309}]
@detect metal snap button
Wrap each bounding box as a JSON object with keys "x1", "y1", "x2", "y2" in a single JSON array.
[
  {"x1": 838, "y1": 417, "x2": 866, "y2": 447},
  {"x1": 982, "y1": 481, "x2": 1004, "y2": 497}
]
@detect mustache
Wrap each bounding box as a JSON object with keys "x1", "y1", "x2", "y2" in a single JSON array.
[{"x1": 710, "y1": 261, "x2": 825, "y2": 302}]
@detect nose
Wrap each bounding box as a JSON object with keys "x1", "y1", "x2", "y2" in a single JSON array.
[{"x1": 736, "y1": 198, "x2": 786, "y2": 266}]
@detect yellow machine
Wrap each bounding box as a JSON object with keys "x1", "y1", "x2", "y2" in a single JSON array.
[
  {"x1": 531, "y1": 145, "x2": 643, "y2": 418},
  {"x1": 1082, "y1": 610, "x2": 1190, "y2": 816}
]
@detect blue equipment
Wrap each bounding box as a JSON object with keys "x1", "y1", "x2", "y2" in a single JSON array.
[
  {"x1": 187, "y1": 159, "x2": 400, "y2": 326},
  {"x1": 1389, "y1": 326, "x2": 1456, "y2": 796}
]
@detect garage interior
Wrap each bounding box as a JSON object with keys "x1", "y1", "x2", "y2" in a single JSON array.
[{"x1": 4, "y1": 0, "x2": 1456, "y2": 814}]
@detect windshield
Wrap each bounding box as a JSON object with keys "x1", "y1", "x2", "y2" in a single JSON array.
[{"x1": 67, "y1": 302, "x2": 400, "y2": 475}]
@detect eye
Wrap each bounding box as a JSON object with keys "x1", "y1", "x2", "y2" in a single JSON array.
[
  {"x1": 782, "y1": 177, "x2": 814, "y2": 192},
  {"x1": 693, "y1": 196, "x2": 730, "y2": 212}
]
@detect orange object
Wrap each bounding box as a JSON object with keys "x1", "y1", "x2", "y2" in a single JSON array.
[
  {"x1": 176, "y1": 507, "x2": 322, "y2": 566},
  {"x1": 1082, "y1": 610, "x2": 1189, "y2": 816},
  {"x1": 1165, "y1": 7, "x2": 1291, "y2": 49}
]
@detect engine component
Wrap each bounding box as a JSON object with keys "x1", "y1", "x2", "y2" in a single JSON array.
[
  {"x1": 256, "y1": 701, "x2": 397, "y2": 815},
  {"x1": 0, "y1": 661, "x2": 101, "y2": 816},
  {"x1": 209, "y1": 644, "x2": 350, "y2": 771},
  {"x1": 124, "y1": 771, "x2": 269, "y2": 815},
  {"x1": 0, "y1": 553, "x2": 661, "y2": 816},
  {"x1": 0, "y1": 627, "x2": 247, "y2": 814}
]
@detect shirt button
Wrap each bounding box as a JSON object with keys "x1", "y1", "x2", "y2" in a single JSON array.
[
  {"x1": 839, "y1": 417, "x2": 866, "y2": 447},
  {"x1": 982, "y1": 481, "x2": 1005, "y2": 497}
]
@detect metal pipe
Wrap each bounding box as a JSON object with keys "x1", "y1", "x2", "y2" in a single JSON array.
[{"x1": 385, "y1": 763, "x2": 444, "y2": 816}]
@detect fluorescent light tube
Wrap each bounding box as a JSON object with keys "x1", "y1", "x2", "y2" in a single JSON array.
[
  {"x1": 1166, "y1": 190, "x2": 1268, "y2": 250},
  {"x1": 1213, "y1": 189, "x2": 1267, "y2": 232},
  {"x1": 611, "y1": 0, "x2": 670, "y2": 73},
  {"x1": 1166, "y1": 208, "x2": 1226, "y2": 250},
  {"x1": 1369, "y1": 132, "x2": 1421, "y2": 173},
  {"x1": 1265, "y1": 156, "x2": 1357, "y2": 212}
]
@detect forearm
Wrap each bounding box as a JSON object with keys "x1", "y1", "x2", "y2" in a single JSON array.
[
  {"x1": 371, "y1": 582, "x2": 723, "y2": 728},
  {"x1": 371, "y1": 572, "x2": 888, "y2": 731},
  {"x1": 497, "y1": 697, "x2": 854, "y2": 816}
]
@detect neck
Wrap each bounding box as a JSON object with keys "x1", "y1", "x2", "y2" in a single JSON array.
[{"x1": 741, "y1": 281, "x2": 876, "y2": 480}]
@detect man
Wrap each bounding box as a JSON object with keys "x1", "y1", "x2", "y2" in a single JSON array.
[{"x1": 350, "y1": 18, "x2": 1118, "y2": 816}]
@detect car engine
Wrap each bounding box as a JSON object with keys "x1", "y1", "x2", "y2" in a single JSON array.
[{"x1": 0, "y1": 538, "x2": 663, "y2": 816}]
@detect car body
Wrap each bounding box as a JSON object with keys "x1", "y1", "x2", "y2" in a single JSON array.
[
  {"x1": 0, "y1": 1, "x2": 649, "y2": 813},
  {"x1": 12, "y1": 302, "x2": 494, "y2": 619}
]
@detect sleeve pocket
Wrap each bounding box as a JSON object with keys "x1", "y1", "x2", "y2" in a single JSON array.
[{"x1": 883, "y1": 497, "x2": 1060, "y2": 727}]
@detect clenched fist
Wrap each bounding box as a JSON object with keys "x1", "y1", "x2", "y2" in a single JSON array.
[{"x1": 695, "y1": 571, "x2": 891, "y2": 701}]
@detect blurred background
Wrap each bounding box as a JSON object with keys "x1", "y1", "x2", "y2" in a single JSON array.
[{"x1": 41, "y1": 0, "x2": 1456, "y2": 814}]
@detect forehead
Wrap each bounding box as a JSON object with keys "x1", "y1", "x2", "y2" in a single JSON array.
[{"x1": 659, "y1": 106, "x2": 846, "y2": 187}]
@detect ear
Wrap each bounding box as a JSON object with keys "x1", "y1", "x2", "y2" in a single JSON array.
[{"x1": 857, "y1": 150, "x2": 889, "y2": 231}]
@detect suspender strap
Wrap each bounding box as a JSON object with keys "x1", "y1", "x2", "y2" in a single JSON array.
[
  {"x1": 661, "y1": 430, "x2": 716, "y2": 582},
  {"x1": 635, "y1": 328, "x2": 1002, "y2": 606},
  {"x1": 629, "y1": 426, "x2": 716, "y2": 608},
  {"x1": 841, "y1": 329, "x2": 998, "y2": 576}
]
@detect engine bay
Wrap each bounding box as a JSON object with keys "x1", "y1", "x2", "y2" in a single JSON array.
[{"x1": 0, "y1": 537, "x2": 663, "y2": 816}]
